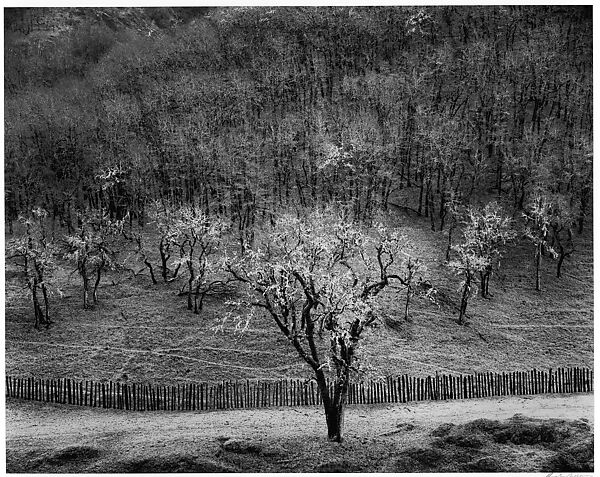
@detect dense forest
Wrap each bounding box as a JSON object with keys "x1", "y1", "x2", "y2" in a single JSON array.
[
  {"x1": 4, "y1": 6, "x2": 593, "y2": 443},
  {"x1": 5, "y1": 6, "x2": 592, "y2": 230}
]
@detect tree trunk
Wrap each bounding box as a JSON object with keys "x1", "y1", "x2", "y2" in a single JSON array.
[
  {"x1": 314, "y1": 364, "x2": 350, "y2": 443},
  {"x1": 82, "y1": 270, "x2": 90, "y2": 309},
  {"x1": 93, "y1": 261, "x2": 104, "y2": 304},
  {"x1": 404, "y1": 285, "x2": 412, "y2": 321},
  {"x1": 41, "y1": 283, "x2": 50, "y2": 325},
  {"x1": 445, "y1": 224, "x2": 454, "y2": 263},
  {"x1": 458, "y1": 272, "x2": 471, "y2": 325},
  {"x1": 535, "y1": 243, "x2": 542, "y2": 291},
  {"x1": 417, "y1": 175, "x2": 424, "y2": 215},
  {"x1": 193, "y1": 283, "x2": 206, "y2": 315},
  {"x1": 428, "y1": 190, "x2": 436, "y2": 232},
  {"x1": 31, "y1": 280, "x2": 43, "y2": 329},
  {"x1": 479, "y1": 268, "x2": 491, "y2": 298},
  {"x1": 556, "y1": 251, "x2": 565, "y2": 278},
  {"x1": 159, "y1": 239, "x2": 171, "y2": 282},
  {"x1": 187, "y1": 271, "x2": 194, "y2": 311},
  {"x1": 145, "y1": 258, "x2": 157, "y2": 284},
  {"x1": 325, "y1": 400, "x2": 345, "y2": 442}
]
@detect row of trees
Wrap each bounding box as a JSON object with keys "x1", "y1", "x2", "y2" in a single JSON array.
[
  {"x1": 9, "y1": 190, "x2": 575, "y2": 328},
  {"x1": 7, "y1": 195, "x2": 582, "y2": 441}
]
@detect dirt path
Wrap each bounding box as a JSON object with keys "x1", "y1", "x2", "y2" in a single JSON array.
[
  {"x1": 7, "y1": 393, "x2": 593, "y2": 441},
  {"x1": 5, "y1": 393, "x2": 593, "y2": 472}
]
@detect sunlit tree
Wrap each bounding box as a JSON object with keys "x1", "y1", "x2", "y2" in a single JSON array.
[
  {"x1": 6, "y1": 208, "x2": 58, "y2": 328},
  {"x1": 226, "y1": 207, "x2": 411, "y2": 442},
  {"x1": 65, "y1": 210, "x2": 123, "y2": 308},
  {"x1": 172, "y1": 205, "x2": 228, "y2": 314}
]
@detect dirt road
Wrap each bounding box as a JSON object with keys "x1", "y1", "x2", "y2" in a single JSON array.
[{"x1": 5, "y1": 393, "x2": 593, "y2": 472}]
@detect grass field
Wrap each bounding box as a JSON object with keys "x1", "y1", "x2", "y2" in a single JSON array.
[{"x1": 5, "y1": 210, "x2": 593, "y2": 386}]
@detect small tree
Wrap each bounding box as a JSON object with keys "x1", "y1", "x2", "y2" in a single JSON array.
[
  {"x1": 152, "y1": 202, "x2": 181, "y2": 283},
  {"x1": 226, "y1": 208, "x2": 410, "y2": 442},
  {"x1": 65, "y1": 210, "x2": 122, "y2": 308},
  {"x1": 124, "y1": 202, "x2": 183, "y2": 284},
  {"x1": 523, "y1": 194, "x2": 555, "y2": 291},
  {"x1": 6, "y1": 207, "x2": 57, "y2": 328},
  {"x1": 448, "y1": 241, "x2": 487, "y2": 325},
  {"x1": 465, "y1": 202, "x2": 515, "y2": 298},
  {"x1": 399, "y1": 254, "x2": 424, "y2": 321},
  {"x1": 443, "y1": 193, "x2": 464, "y2": 263},
  {"x1": 546, "y1": 194, "x2": 576, "y2": 278},
  {"x1": 127, "y1": 228, "x2": 158, "y2": 284},
  {"x1": 448, "y1": 202, "x2": 514, "y2": 322},
  {"x1": 172, "y1": 205, "x2": 227, "y2": 314}
]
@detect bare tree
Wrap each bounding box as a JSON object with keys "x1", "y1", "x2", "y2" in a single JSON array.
[
  {"x1": 546, "y1": 194, "x2": 576, "y2": 278},
  {"x1": 6, "y1": 207, "x2": 57, "y2": 328},
  {"x1": 65, "y1": 210, "x2": 122, "y2": 308},
  {"x1": 466, "y1": 202, "x2": 515, "y2": 298},
  {"x1": 448, "y1": 241, "x2": 486, "y2": 325},
  {"x1": 172, "y1": 205, "x2": 227, "y2": 314},
  {"x1": 226, "y1": 208, "x2": 410, "y2": 442},
  {"x1": 523, "y1": 193, "x2": 555, "y2": 291}
]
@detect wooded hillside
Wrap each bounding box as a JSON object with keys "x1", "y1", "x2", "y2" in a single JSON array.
[{"x1": 5, "y1": 6, "x2": 592, "y2": 232}]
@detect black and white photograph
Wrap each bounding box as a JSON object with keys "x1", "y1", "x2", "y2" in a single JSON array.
[{"x1": 4, "y1": 4, "x2": 594, "y2": 473}]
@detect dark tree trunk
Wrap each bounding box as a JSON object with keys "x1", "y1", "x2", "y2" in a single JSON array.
[
  {"x1": 555, "y1": 229, "x2": 573, "y2": 278},
  {"x1": 417, "y1": 174, "x2": 424, "y2": 216},
  {"x1": 446, "y1": 223, "x2": 454, "y2": 263},
  {"x1": 32, "y1": 279, "x2": 43, "y2": 329},
  {"x1": 145, "y1": 258, "x2": 157, "y2": 284},
  {"x1": 93, "y1": 260, "x2": 105, "y2": 304},
  {"x1": 187, "y1": 265, "x2": 194, "y2": 311},
  {"x1": 458, "y1": 272, "x2": 471, "y2": 325},
  {"x1": 404, "y1": 284, "x2": 412, "y2": 321},
  {"x1": 556, "y1": 250, "x2": 566, "y2": 278},
  {"x1": 193, "y1": 277, "x2": 206, "y2": 315},
  {"x1": 496, "y1": 150, "x2": 503, "y2": 196},
  {"x1": 535, "y1": 243, "x2": 542, "y2": 291},
  {"x1": 41, "y1": 283, "x2": 50, "y2": 325},
  {"x1": 82, "y1": 266, "x2": 90, "y2": 309},
  {"x1": 479, "y1": 267, "x2": 491, "y2": 298},
  {"x1": 318, "y1": 372, "x2": 349, "y2": 443},
  {"x1": 325, "y1": 400, "x2": 345, "y2": 442},
  {"x1": 159, "y1": 239, "x2": 171, "y2": 282}
]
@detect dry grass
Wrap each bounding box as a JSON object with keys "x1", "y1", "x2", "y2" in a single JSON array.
[
  {"x1": 5, "y1": 396, "x2": 594, "y2": 473},
  {"x1": 5, "y1": 212, "x2": 593, "y2": 385}
]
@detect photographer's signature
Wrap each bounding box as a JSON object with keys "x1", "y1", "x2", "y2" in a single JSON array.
[{"x1": 546, "y1": 473, "x2": 593, "y2": 477}]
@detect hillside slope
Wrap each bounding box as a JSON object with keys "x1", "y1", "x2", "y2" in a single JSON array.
[{"x1": 5, "y1": 211, "x2": 593, "y2": 385}]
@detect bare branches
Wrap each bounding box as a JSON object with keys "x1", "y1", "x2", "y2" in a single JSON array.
[
  {"x1": 169, "y1": 204, "x2": 228, "y2": 314},
  {"x1": 64, "y1": 209, "x2": 122, "y2": 309},
  {"x1": 6, "y1": 207, "x2": 57, "y2": 328},
  {"x1": 224, "y1": 209, "x2": 416, "y2": 414},
  {"x1": 448, "y1": 202, "x2": 515, "y2": 322}
]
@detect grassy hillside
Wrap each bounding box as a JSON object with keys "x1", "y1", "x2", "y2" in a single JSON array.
[
  {"x1": 3, "y1": 6, "x2": 593, "y2": 390},
  {"x1": 5, "y1": 209, "x2": 593, "y2": 385}
]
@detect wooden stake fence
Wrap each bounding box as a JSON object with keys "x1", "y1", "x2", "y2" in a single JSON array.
[{"x1": 5, "y1": 367, "x2": 592, "y2": 412}]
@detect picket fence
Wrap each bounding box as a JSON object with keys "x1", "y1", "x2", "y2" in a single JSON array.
[{"x1": 5, "y1": 367, "x2": 592, "y2": 412}]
